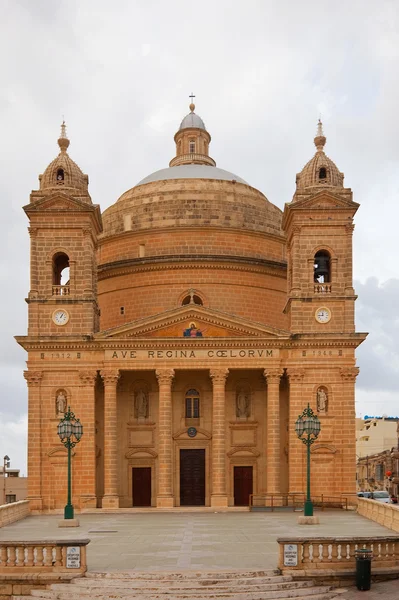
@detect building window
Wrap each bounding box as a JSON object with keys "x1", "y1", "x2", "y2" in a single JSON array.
[
  {"x1": 319, "y1": 167, "x2": 327, "y2": 180},
  {"x1": 189, "y1": 141, "x2": 195, "y2": 153},
  {"x1": 185, "y1": 389, "x2": 200, "y2": 418},
  {"x1": 375, "y1": 464, "x2": 384, "y2": 481},
  {"x1": 314, "y1": 250, "x2": 331, "y2": 283},
  {"x1": 5, "y1": 495, "x2": 16, "y2": 504},
  {"x1": 182, "y1": 292, "x2": 203, "y2": 306},
  {"x1": 56, "y1": 168, "x2": 64, "y2": 182}
]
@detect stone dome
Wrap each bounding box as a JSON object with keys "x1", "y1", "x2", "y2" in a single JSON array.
[
  {"x1": 295, "y1": 120, "x2": 344, "y2": 191},
  {"x1": 137, "y1": 165, "x2": 247, "y2": 186},
  {"x1": 39, "y1": 122, "x2": 90, "y2": 200},
  {"x1": 179, "y1": 106, "x2": 206, "y2": 131}
]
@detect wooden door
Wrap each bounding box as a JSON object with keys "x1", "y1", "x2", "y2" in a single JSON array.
[
  {"x1": 132, "y1": 467, "x2": 151, "y2": 507},
  {"x1": 234, "y1": 466, "x2": 253, "y2": 506},
  {"x1": 180, "y1": 449, "x2": 205, "y2": 506}
]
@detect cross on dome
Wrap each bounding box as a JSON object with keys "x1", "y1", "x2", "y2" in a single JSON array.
[{"x1": 189, "y1": 92, "x2": 196, "y2": 113}]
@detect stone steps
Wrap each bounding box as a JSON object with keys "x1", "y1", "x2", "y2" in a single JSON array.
[{"x1": 12, "y1": 570, "x2": 340, "y2": 600}]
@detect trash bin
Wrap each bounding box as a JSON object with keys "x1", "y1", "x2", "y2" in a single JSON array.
[{"x1": 355, "y1": 548, "x2": 373, "y2": 591}]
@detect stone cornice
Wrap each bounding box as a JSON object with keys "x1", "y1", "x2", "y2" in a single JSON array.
[
  {"x1": 16, "y1": 333, "x2": 367, "y2": 352},
  {"x1": 97, "y1": 255, "x2": 287, "y2": 281}
]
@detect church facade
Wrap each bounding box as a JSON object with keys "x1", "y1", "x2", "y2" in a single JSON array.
[{"x1": 16, "y1": 103, "x2": 366, "y2": 511}]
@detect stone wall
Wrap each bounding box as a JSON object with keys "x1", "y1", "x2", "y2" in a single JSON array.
[
  {"x1": 0, "y1": 501, "x2": 29, "y2": 528},
  {"x1": 357, "y1": 497, "x2": 399, "y2": 532}
]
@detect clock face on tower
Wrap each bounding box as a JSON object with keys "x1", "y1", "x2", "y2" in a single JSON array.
[
  {"x1": 52, "y1": 309, "x2": 69, "y2": 326},
  {"x1": 315, "y1": 307, "x2": 331, "y2": 324}
]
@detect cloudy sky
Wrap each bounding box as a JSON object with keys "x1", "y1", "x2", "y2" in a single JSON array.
[{"x1": 1, "y1": 0, "x2": 398, "y2": 473}]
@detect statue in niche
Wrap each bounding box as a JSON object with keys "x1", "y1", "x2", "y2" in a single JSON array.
[
  {"x1": 236, "y1": 390, "x2": 250, "y2": 418},
  {"x1": 56, "y1": 390, "x2": 67, "y2": 415},
  {"x1": 135, "y1": 389, "x2": 148, "y2": 419},
  {"x1": 317, "y1": 387, "x2": 328, "y2": 413}
]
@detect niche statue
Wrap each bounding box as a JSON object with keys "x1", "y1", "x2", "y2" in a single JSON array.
[
  {"x1": 317, "y1": 387, "x2": 328, "y2": 413},
  {"x1": 56, "y1": 390, "x2": 67, "y2": 415},
  {"x1": 236, "y1": 390, "x2": 250, "y2": 418},
  {"x1": 135, "y1": 389, "x2": 148, "y2": 419}
]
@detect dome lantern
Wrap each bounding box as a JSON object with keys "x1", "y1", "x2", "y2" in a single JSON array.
[{"x1": 169, "y1": 95, "x2": 216, "y2": 167}]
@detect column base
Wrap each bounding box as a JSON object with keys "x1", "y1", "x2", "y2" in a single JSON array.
[
  {"x1": 80, "y1": 495, "x2": 97, "y2": 509},
  {"x1": 156, "y1": 496, "x2": 174, "y2": 508},
  {"x1": 211, "y1": 495, "x2": 228, "y2": 508},
  {"x1": 102, "y1": 495, "x2": 119, "y2": 509}
]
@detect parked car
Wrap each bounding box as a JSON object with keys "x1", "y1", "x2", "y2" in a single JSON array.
[
  {"x1": 370, "y1": 491, "x2": 391, "y2": 503},
  {"x1": 357, "y1": 491, "x2": 372, "y2": 498}
]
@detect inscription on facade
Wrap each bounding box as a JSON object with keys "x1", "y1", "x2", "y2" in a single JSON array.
[{"x1": 106, "y1": 348, "x2": 276, "y2": 360}]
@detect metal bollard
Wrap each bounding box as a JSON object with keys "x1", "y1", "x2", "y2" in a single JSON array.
[{"x1": 355, "y1": 548, "x2": 373, "y2": 591}]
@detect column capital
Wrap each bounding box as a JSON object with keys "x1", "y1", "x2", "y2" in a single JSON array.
[
  {"x1": 210, "y1": 368, "x2": 229, "y2": 384},
  {"x1": 286, "y1": 368, "x2": 305, "y2": 382},
  {"x1": 79, "y1": 370, "x2": 98, "y2": 386},
  {"x1": 340, "y1": 367, "x2": 359, "y2": 382},
  {"x1": 24, "y1": 371, "x2": 43, "y2": 386},
  {"x1": 156, "y1": 369, "x2": 175, "y2": 386},
  {"x1": 264, "y1": 368, "x2": 284, "y2": 383},
  {"x1": 100, "y1": 369, "x2": 120, "y2": 386}
]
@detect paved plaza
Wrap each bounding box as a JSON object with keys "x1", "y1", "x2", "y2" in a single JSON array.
[{"x1": 0, "y1": 510, "x2": 395, "y2": 572}]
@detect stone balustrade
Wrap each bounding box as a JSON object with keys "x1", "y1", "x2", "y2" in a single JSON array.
[
  {"x1": 0, "y1": 501, "x2": 30, "y2": 528},
  {"x1": 314, "y1": 283, "x2": 332, "y2": 293},
  {"x1": 357, "y1": 497, "x2": 399, "y2": 532},
  {"x1": 277, "y1": 536, "x2": 399, "y2": 573},
  {"x1": 0, "y1": 540, "x2": 89, "y2": 574},
  {"x1": 52, "y1": 285, "x2": 70, "y2": 296}
]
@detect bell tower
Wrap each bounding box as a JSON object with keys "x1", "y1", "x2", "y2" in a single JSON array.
[
  {"x1": 282, "y1": 121, "x2": 359, "y2": 334},
  {"x1": 24, "y1": 122, "x2": 102, "y2": 336}
]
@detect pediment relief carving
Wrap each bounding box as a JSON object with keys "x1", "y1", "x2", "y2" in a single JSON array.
[
  {"x1": 97, "y1": 305, "x2": 290, "y2": 340},
  {"x1": 227, "y1": 447, "x2": 260, "y2": 457},
  {"x1": 173, "y1": 427, "x2": 212, "y2": 440}
]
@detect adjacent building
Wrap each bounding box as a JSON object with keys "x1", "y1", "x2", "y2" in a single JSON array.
[{"x1": 16, "y1": 102, "x2": 367, "y2": 511}]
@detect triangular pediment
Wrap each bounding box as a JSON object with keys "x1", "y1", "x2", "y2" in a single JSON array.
[
  {"x1": 24, "y1": 192, "x2": 94, "y2": 213},
  {"x1": 97, "y1": 305, "x2": 291, "y2": 340},
  {"x1": 290, "y1": 190, "x2": 359, "y2": 211}
]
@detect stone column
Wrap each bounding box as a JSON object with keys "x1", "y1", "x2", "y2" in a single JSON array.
[
  {"x1": 340, "y1": 367, "x2": 359, "y2": 497},
  {"x1": 100, "y1": 369, "x2": 120, "y2": 508},
  {"x1": 24, "y1": 371, "x2": 43, "y2": 511},
  {"x1": 210, "y1": 368, "x2": 229, "y2": 507},
  {"x1": 78, "y1": 370, "x2": 98, "y2": 508},
  {"x1": 264, "y1": 369, "x2": 283, "y2": 494},
  {"x1": 156, "y1": 369, "x2": 175, "y2": 508},
  {"x1": 286, "y1": 368, "x2": 305, "y2": 494}
]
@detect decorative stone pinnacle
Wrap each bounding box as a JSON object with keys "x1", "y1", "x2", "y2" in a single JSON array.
[
  {"x1": 58, "y1": 120, "x2": 70, "y2": 153},
  {"x1": 314, "y1": 119, "x2": 326, "y2": 152}
]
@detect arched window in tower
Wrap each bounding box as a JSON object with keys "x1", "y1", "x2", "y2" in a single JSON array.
[
  {"x1": 314, "y1": 250, "x2": 331, "y2": 283},
  {"x1": 56, "y1": 168, "x2": 64, "y2": 182},
  {"x1": 319, "y1": 167, "x2": 327, "y2": 181},
  {"x1": 189, "y1": 140, "x2": 196, "y2": 153},
  {"x1": 52, "y1": 252, "x2": 70, "y2": 295},
  {"x1": 185, "y1": 388, "x2": 200, "y2": 418}
]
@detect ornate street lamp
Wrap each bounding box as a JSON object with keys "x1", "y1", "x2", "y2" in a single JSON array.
[
  {"x1": 295, "y1": 404, "x2": 321, "y2": 517},
  {"x1": 57, "y1": 407, "x2": 83, "y2": 519},
  {"x1": 3, "y1": 456, "x2": 10, "y2": 504}
]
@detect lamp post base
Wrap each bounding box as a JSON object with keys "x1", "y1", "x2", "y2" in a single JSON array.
[
  {"x1": 64, "y1": 504, "x2": 74, "y2": 519},
  {"x1": 58, "y1": 518, "x2": 80, "y2": 528},
  {"x1": 297, "y1": 515, "x2": 320, "y2": 525},
  {"x1": 304, "y1": 500, "x2": 313, "y2": 516}
]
